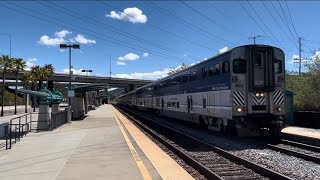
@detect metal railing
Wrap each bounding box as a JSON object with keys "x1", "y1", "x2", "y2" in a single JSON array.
[
  {"x1": 51, "y1": 110, "x2": 68, "y2": 131},
  {"x1": 4, "y1": 110, "x2": 68, "y2": 150},
  {"x1": 5, "y1": 113, "x2": 31, "y2": 149}
]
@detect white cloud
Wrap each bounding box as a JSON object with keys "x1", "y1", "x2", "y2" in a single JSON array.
[
  {"x1": 38, "y1": 35, "x2": 66, "y2": 46},
  {"x1": 106, "y1": 7, "x2": 147, "y2": 24},
  {"x1": 219, "y1": 46, "x2": 228, "y2": 54},
  {"x1": 143, "y1": 52, "x2": 149, "y2": 57},
  {"x1": 118, "y1": 53, "x2": 140, "y2": 61},
  {"x1": 114, "y1": 68, "x2": 171, "y2": 80},
  {"x1": 54, "y1": 30, "x2": 71, "y2": 38},
  {"x1": 72, "y1": 34, "x2": 96, "y2": 44},
  {"x1": 117, "y1": 61, "x2": 126, "y2": 66},
  {"x1": 38, "y1": 30, "x2": 72, "y2": 46},
  {"x1": 26, "y1": 58, "x2": 37, "y2": 70}
]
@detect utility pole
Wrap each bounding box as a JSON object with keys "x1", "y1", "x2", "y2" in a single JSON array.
[
  {"x1": 299, "y1": 37, "x2": 302, "y2": 76},
  {"x1": 109, "y1": 56, "x2": 112, "y2": 79}
]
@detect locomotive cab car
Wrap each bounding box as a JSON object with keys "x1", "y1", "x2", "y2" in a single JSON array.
[{"x1": 117, "y1": 44, "x2": 285, "y2": 137}]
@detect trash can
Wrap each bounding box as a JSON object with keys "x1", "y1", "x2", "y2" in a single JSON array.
[{"x1": 285, "y1": 90, "x2": 295, "y2": 125}]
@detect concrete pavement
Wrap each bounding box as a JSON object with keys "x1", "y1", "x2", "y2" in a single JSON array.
[{"x1": 0, "y1": 104, "x2": 156, "y2": 180}]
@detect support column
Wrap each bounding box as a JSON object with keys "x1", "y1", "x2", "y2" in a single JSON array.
[
  {"x1": 84, "y1": 92, "x2": 88, "y2": 114},
  {"x1": 71, "y1": 96, "x2": 85, "y2": 119},
  {"x1": 37, "y1": 101, "x2": 50, "y2": 131}
]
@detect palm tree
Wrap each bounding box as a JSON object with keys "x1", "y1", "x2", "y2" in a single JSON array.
[
  {"x1": 22, "y1": 73, "x2": 35, "y2": 113},
  {"x1": 0, "y1": 55, "x2": 13, "y2": 116},
  {"x1": 44, "y1": 64, "x2": 54, "y2": 89},
  {"x1": 12, "y1": 58, "x2": 26, "y2": 114},
  {"x1": 30, "y1": 65, "x2": 41, "y2": 90}
]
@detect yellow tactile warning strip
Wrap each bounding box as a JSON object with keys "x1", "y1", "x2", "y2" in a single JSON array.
[
  {"x1": 112, "y1": 106, "x2": 194, "y2": 180},
  {"x1": 112, "y1": 109, "x2": 153, "y2": 180},
  {"x1": 282, "y1": 126, "x2": 320, "y2": 139}
]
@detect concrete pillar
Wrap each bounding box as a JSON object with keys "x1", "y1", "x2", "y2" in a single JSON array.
[
  {"x1": 71, "y1": 97, "x2": 85, "y2": 119},
  {"x1": 37, "y1": 101, "x2": 50, "y2": 131},
  {"x1": 48, "y1": 80, "x2": 54, "y2": 92},
  {"x1": 51, "y1": 103, "x2": 60, "y2": 113},
  {"x1": 84, "y1": 92, "x2": 88, "y2": 114}
]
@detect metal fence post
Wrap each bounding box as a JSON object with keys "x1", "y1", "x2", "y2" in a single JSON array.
[{"x1": 19, "y1": 117, "x2": 21, "y2": 141}]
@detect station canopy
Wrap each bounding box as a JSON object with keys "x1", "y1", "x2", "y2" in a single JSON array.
[{"x1": 71, "y1": 83, "x2": 108, "y2": 93}]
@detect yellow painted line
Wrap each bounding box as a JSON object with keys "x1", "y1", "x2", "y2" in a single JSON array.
[{"x1": 111, "y1": 108, "x2": 152, "y2": 180}]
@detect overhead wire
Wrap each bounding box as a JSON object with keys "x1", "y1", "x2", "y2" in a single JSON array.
[
  {"x1": 284, "y1": 0, "x2": 299, "y2": 39},
  {"x1": 270, "y1": 0, "x2": 298, "y2": 47},
  {"x1": 36, "y1": 0, "x2": 200, "y2": 61},
  {"x1": 97, "y1": 0, "x2": 215, "y2": 51},
  {"x1": 0, "y1": 1, "x2": 195, "y2": 64},
  {"x1": 142, "y1": 0, "x2": 235, "y2": 45},
  {"x1": 180, "y1": 1, "x2": 248, "y2": 41},
  {"x1": 261, "y1": 1, "x2": 299, "y2": 50},
  {"x1": 239, "y1": 1, "x2": 276, "y2": 45},
  {"x1": 246, "y1": 1, "x2": 286, "y2": 50}
]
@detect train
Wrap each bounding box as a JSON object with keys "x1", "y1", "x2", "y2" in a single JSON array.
[{"x1": 117, "y1": 44, "x2": 285, "y2": 137}]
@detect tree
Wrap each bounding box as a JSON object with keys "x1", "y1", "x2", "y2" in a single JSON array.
[
  {"x1": 31, "y1": 64, "x2": 55, "y2": 90},
  {"x1": 44, "y1": 64, "x2": 54, "y2": 88},
  {"x1": 0, "y1": 55, "x2": 13, "y2": 116},
  {"x1": 12, "y1": 58, "x2": 26, "y2": 114},
  {"x1": 22, "y1": 73, "x2": 35, "y2": 113},
  {"x1": 167, "y1": 63, "x2": 189, "y2": 76},
  {"x1": 30, "y1": 65, "x2": 41, "y2": 90}
]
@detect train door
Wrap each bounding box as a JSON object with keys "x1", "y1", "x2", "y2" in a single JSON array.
[
  {"x1": 161, "y1": 98, "x2": 164, "y2": 115},
  {"x1": 187, "y1": 96, "x2": 193, "y2": 121},
  {"x1": 250, "y1": 47, "x2": 274, "y2": 113}
]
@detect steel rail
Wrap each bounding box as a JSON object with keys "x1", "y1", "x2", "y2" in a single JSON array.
[
  {"x1": 114, "y1": 106, "x2": 223, "y2": 180},
  {"x1": 281, "y1": 139, "x2": 320, "y2": 153},
  {"x1": 115, "y1": 105, "x2": 292, "y2": 180},
  {"x1": 267, "y1": 144, "x2": 320, "y2": 164}
]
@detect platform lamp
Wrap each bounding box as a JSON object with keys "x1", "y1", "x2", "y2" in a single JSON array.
[
  {"x1": 81, "y1": 69, "x2": 92, "y2": 84},
  {"x1": 60, "y1": 44, "x2": 80, "y2": 123}
]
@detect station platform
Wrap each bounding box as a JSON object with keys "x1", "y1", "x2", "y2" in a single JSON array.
[
  {"x1": 282, "y1": 126, "x2": 320, "y2": 139},
  {"x1": 0, "y1": 104, "x2": 193, "y2": 180}
]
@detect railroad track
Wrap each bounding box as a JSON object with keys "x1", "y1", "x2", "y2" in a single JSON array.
[
  {"x1": 115, "y1": 106, "x2": 292, "y2": 180},
  {"x1": 266, "y1": 139, "x2": 320, "y2": 164}
]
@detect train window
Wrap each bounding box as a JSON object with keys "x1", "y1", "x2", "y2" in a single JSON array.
[
  {"x1": 214, "y1": 63, "x2": 220, "y2": 75},
  {"x1": 253, "y1": 54, "x2": 262, "y2": 66},
  {"x1": 203, "y1": 98, "x2": 206, "y2": 108},
  {"x1": 172, "y1": 102, "x2": 177, "y2": 109},
  {"x1": 175, "y1": 76, "x2": 181, "y2": 84},
  {"x1": 202, "y1": 67, "x2": 207, "y2": 78},
  {"x1": 156, "y1": 98, "x2": 160, "y2": 106},
  {"x1": 189, "y1": 71, "x2": 197, "y2": 81},
  {"x1": 208, "y1": 66, "x2": 214, "y2": 76},
  {"x1": 182, "y1": 74, "x2": 189, "y2": 83},
  {"x1": 274, "y1": 59, "x2": 282, "y2": 74},
  {"x1": 222, "y1": 61, "x2": 229, "y2": 73},
  {"x1": 177, "y1": 102, "x2": 179, "y2": 109},
  {"x1": 167, "y1": 102, "x2": 171, "y2": 108},
  {"x1": 233, "y1": 59, "x2": 246, "y2": 73}
]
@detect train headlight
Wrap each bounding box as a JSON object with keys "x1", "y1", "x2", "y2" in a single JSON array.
[
  {"x1": 277, "y1": 107, "x2": 282, "y2": 112},
  {"x1": 237, "y1": 108, "x2": 242, "y2": 112},
  {"x1": 255, "y1": 93, "x2": 260, "y2": 97},
  {"x1": 260, "y1": 93, "x2": 264, "y2": 97}
]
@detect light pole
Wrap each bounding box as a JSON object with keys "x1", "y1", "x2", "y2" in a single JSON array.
[
  {"x1": 0, "y1": 34, "x2": 11, "y2": 117},
  {"x1": 60, "y1": 44, "x2": 80, "y2": 123},
  {"x1": 81, "y1": 69, "x2": 92, "y2": 84}
]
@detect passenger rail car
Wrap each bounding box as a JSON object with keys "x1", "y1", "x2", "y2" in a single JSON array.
[{"x1": 117, "y1": 45, "x2": 285, "y2": 137}]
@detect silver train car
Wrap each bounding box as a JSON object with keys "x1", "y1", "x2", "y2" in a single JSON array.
[{"x1": 117, "y1": 45, "x2": 285, "y2": 137}]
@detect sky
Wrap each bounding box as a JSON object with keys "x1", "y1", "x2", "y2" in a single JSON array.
[{"x1": 0, "y1": 1, "x2": 319, "y2": 80}]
